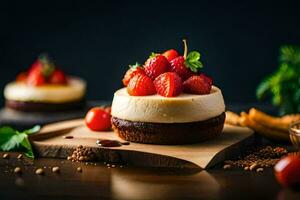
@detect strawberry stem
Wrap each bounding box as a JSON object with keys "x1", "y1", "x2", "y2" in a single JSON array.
[{"x1": 183, "y1": 39, "x2": 188, "y2": 59}]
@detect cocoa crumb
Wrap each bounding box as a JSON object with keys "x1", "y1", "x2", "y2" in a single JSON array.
[{"x1": 224, "y1": 146, "x2": 288, "y2": 171}]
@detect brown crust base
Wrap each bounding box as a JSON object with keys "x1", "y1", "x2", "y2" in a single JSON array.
[
  {"x1": 5, "y1": 99, "x2": 86, "y2": 112},
  {"x1": 112, "y1": 112, "x2": 225, "y2": 145}
]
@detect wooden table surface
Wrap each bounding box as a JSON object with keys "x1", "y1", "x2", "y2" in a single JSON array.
[
  {"x1": 0, "y1": 103, "x2": 300, "y2": 199},
  {"x1": 0, "y1": 152, "x2": 299, "y2": 200}
]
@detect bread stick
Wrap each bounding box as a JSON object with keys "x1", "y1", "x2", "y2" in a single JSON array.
[
  {"x1": 240, "y1": 112, "x2": 289, "y2": 142},
  {"x1": 225, "y1": 111, "x2": 242, "y2": 126},
  {"x1": 248, "y1": 108, "x2": 289, "y2": 131}
]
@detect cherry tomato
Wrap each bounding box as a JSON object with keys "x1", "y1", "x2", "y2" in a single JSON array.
[
  {"x1": 274, "y1": 155, "x2": 300, "y2": 187},
  {"x1": 85, "y1": 107, "x2": 111, "y2": 131}
]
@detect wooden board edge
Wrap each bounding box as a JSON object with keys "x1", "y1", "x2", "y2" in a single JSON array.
[
  {"x1": 32, "y1": 142, "x2": 202, "y2": 169},
  {"x1": 205, "y1": 134, "x2": 256, "y2": 168}
]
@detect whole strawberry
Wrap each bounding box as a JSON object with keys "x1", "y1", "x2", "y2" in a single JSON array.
[
  {"x1": 170, "y1": 39, "x2": 203, "y2": 80},
  {"x1": 183, "y1": 74, "x2": 212, "y2": 95},
  {"x1": 27, "y1": 68, "x2": 46, "y2": 86},
  {"x1": 199, "y1": 73, "x2": 212, "y2": 86},
  {"x1": 163, "y1": 49, "x2": 179, "y2": 62},
  {"x1": 144, "y1": 54, "x2": 170, "y2": 80},
  {"x1": 170, "y1": 56, "x2": 195, "y2": 80},
  {"x1": 49, "y1": 68, "x2": 67, "y2": 84},
  {"x1": 154, "y1": 72, "x2": 183, "y2": 97},
  {"x1": 127, "y1": 73, "x2": 156, "y2": 96},
  {"x1": 26, "y1": 54, "x2": 68, "y2": 86},
  {"x1": 122, "y1": 63, "x2": 145, "y2": 86}
]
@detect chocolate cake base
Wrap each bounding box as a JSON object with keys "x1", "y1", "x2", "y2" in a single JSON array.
[
  {"x1": 5, "y1": 99, "x2": 86, "y2": 112},
  {"x1": 112, "y1": 112, "x2": 225, "y2": 145}
]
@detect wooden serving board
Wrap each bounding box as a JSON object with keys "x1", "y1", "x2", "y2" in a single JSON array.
[{"x1": 30, "y1": 119, "x2": 254, "y2": 169}]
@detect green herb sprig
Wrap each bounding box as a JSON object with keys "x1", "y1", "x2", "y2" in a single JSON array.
[
  {"x1": 257, "y1": 46, "x2": 300, "y2": 115},
  {"x1": 0, "y1": 126, "x2": 40, "y2": 159}
]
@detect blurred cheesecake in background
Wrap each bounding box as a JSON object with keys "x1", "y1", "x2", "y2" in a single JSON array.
[{"x1": 4, "y1": 54, "x2": 86, "y2": 112}]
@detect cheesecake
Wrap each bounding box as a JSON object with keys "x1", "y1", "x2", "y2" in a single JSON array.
[
  {"x1": 4, "y1": 54, "x2": 86, "y2": 112},
  {"x1": 111, "y1": 40, "x2": 226, "y2": 144},
  {"x1": 111, "y1": 86, "x2": 225, "y2": 144},
  {"x1": 4, "y1": 77, "x2": 86, "y2": 111}
]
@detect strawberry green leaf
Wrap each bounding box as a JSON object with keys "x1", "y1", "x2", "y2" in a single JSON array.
[
  {"x1": 149, "y1": 52, "x2": 159, "y2": 59},
  {"x1": 38, "y1": 53, "x2": 55, "y2": 77},
  {"x1": 129, "y1": 62, "x2": 141, "y2": 68},
  {"x1": 185, "y1": 51, "x2": 203, "y2": 73}
]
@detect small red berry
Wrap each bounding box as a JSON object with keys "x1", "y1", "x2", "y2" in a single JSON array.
[
  {"x1": 163, "y1": 49, "x2": 179, "y2": 62},
  {"x1": 122, "y1": 67, "x2": 145, "y2": 86},
  {"x1": 85, "y1": 107, "x2": 112, "y2": 131},
  {"x1": 183, "y1": 75, "x2": 212, "y2": 95},
  {"x1": 49, "y1": 69, "x2": 68, "y2": 85},
  {"x1": 199, "y1": 73, "x2": 213, "y2": 86},
  {"x1": 154, "y1": 72, "x2": 183, "y2": 97},
  {"x1": 28, "y1": 60, "x2": 43, "y2": 74},
  {"x1": 170, "y1": 56, "x2": 194, "y2": 80},
  {"x1": 27, "y1": 68, "x2": 46, "y2": 86},
  {"x1": 127, "y1": 74, "x2": 156, "y2": 96},
  {"x1": 16, "y1": 72, "x2": 28, "y2": 83},
  {"x1": 144, "y1": 55, "x2": 170, "y2": 80}
]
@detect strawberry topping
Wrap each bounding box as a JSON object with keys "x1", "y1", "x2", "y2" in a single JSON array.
[
  {"x1": 16, "y1": 72, "x2": 28, "y2": 83},
  {"x1": 163, "y1": 49, "x2": 179, "y2": 62},
  {"x1": 122, "y1": 66, "x2": 145, "y2": 86},
  {"x1": 154, "y1": 72, "x2": 183, "y2": 97},
  {"x1": 27, "y1": 68, "x2": 46, "y2": 86},
  {"x1": 144, "y1": 55, "x2": 170, "y2": 80},
  {"x1": 170, "y1": 56, "x2": 195, "y2": 80},
  {"x1": 49, "y1": 68, "x2": 67, "y2": 84},
  {"x1": 16, "y1": 54, "x2": 68, "y2": 86},
  {"x1": 127, "y1": 73, "x2": 156, "y2": 96},
  {"x1": 183, "y1": 74, "x2": 212, "y2": 95},
  {"x1": 122, "y1": 39, "x2": 213, "y2": 97}
]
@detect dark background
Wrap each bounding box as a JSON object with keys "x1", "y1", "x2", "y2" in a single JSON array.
[{"x1": 0, "y1": 0, "x2": 299, "y2": 106}]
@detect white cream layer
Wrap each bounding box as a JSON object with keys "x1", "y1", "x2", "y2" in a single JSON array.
[
  {"x1": 111, "y1": 86, "x2": 225, "y2": 123},
  {"x1": 4, "y1": 77, "x2": 86, "y2": 103}
]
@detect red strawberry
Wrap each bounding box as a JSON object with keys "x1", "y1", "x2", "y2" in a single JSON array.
[
  {"x1": 199, "y1": 73, "x2": 213, "y2": 85},
  {"x1": 28, "y1": 60, "x2": 43, "y2": 74},
  {"x1": 144, "y1": 55, "x2": 170, "y2": 80},
  {"x1": 27, "y1": 68, "x2": 46, "y2": 86},
  {"x1": 127, "y1": 74, "x2": 156, "y2": 96},
  {"x1": 16, "y1": 72, "x2": 28, "y2": 83},
  {"x1": 170, "y1": 56, "x2": 194, "y2": 80},
  {"x1": 49, "y1": 68, "x2": 68, "y2": 84},
  {"x1": 163, "y1": 49, "x2": 179, "y2": 62},
  {"x1": 122, "y1": 67, "x2": 145, "y2": 86},
  {"x1": 183, "y1": 75, "x2": 212, "y2": 95},
  {"x1": 154, "y1": 72, "x2": 183, "y2": 97}
]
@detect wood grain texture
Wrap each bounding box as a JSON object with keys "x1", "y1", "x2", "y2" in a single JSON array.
[{"x1": 30, "y1": 119, "x2": 254, "y2": 169}]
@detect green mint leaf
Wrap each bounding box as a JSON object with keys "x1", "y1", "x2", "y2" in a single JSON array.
[
  {"x1": 23, "y1": 125, "x2": 41, "y2": 135},
  {"x1": 1, "y1": 133, "x2": 27, "y2": 151},
  {"x1": 0, "y1": 126, "x2": 36, "y2": 159},
  {"x1": 128, "y1": 62, "x2": 141, "y2": 69},
  {"x1": 25, "y1": 151, "x2": 34, "y2": 159},
  {"x1": 0, "y1": 127, "x2": 17, "y2": 145},
  {"x1": 20, "y1": 135, "x2": 34, "y2": 159},
  {"x1": 185, "y1": 51, "x2": 203, "y2": 73}
]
